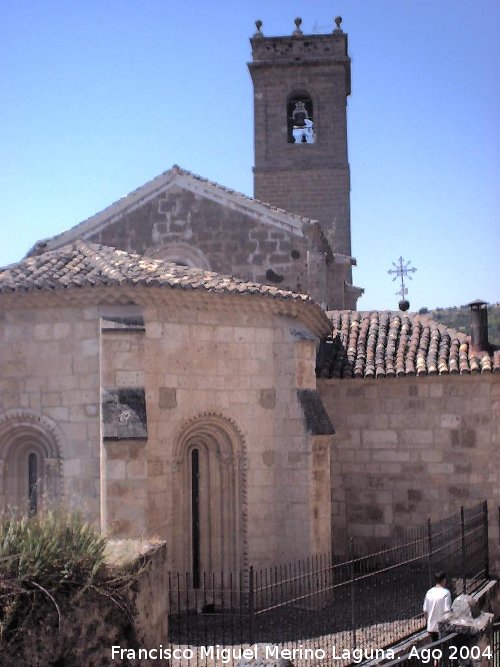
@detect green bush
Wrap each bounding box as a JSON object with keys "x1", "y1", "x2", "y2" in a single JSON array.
[
  {"x1": 0, "y1": 511, "x2": 106, "y2": 588},
  {"x1": 0, "y1": 511, "x2": 129, "y2": 661}
]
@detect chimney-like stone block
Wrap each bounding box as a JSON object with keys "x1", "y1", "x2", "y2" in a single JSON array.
[
  {"x1": 468, "y1": 299, "x2": 490, "y2": 353},
  {"x1": 295, "y1": 339, "x2": 317, "y2": 389}
]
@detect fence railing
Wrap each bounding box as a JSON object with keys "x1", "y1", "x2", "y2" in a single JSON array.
[
  {"x1": 168, "y1": 502, "x2": 489, "y2": 667},
  {"x1": 494, "y1": 622, "x2": 500, "y2": 667}
]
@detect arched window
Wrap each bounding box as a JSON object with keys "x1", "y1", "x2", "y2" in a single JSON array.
[
  {"x1": 0, "y1": 412, "x2": 61, "y2": 517},
  {"x1": 145, "y1": 242, "x2": 211, "y2": 270},
  {"x1": 173, "y1": 415, "x2": 247, "y2": 584},
  {"x1": 287, "y1": 91, "x2": 315, "y2": 144}
]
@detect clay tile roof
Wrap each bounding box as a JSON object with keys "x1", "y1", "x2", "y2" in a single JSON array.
[
  {"x1": 0, "y1": 240, "x2": 313, "y2": 305},
  {"x1": 316, "y1": 310, "x2": 500, "y2": 378}
]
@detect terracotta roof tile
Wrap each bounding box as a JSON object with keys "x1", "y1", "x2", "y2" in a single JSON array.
[
  {"x1": 0, "y1": 240, "x2": 312, "y2": 304},
  {"x1": 317, "y1": 310, "x2": 500, "y2": 378}
]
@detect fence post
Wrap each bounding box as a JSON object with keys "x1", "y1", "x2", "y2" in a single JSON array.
[
  {"x1": 248, "y1": 565, "x2": 254, "y2": 645},
  {"x1": 461, "y1": 506, "x2": 466, "y2": 594},
  {"x1": 350, "y1": 537, "x2": 357, "y2": 649},
  {"x1": 167, "y1": 571, "x2": 171, "y2": 646},
  {"x1": 483, "y1": 500, "x2": 489, "y2": 579},
  {"x1": 427, "y1": 518, "x2": 433, "y2": 587}
]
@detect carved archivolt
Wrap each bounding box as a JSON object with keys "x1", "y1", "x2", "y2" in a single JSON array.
[
  {"x1": 172, "y1": 413, "x2": 248, "y2": 574},
  {"x1": 173, "y1": 412, "x2": 246, "y2": 460},
  {"x1": 0, "y1": 410, "x2": 63, "y2": 513}
]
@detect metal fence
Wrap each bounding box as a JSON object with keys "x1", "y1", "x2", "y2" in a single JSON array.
[
  {"x1": 168, "y1": 502, "x2": 489, "y2": 667},
  {"x1": 494, "y1": 622, "x2": 500, "y2": 667}
]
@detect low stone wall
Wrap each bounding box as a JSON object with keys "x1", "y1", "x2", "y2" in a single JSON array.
[
  {"x1": 1, "y1": 540, "x2": 167, "y2": 666},
  {"x1": 109, "y1": 539, "x2": 169, "y2": 656}
]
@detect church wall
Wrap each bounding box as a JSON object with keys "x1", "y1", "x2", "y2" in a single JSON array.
[
  {"x1": 100, "y1": 299, "x2": 331, "y2": 572},
  {"x1": 87, "y1": 187, "x2": 312, "y2": 296},
  {"x1": 141, "y1": 305, "x2": 323, "y2": 571},
  {"x1": 1, "y1": 294, "x2": 332, "y2": 572},
  {"x1": 318, "y1": 374, "x2": 500, "y2": 574},
  {"x1": 0, "y1": 303, "x2": 101, "y2": 521}
]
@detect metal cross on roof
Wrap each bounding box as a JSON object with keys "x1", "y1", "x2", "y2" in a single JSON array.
[{"x1": 387, "y1": 256, "x2": 417, "y2": 311}]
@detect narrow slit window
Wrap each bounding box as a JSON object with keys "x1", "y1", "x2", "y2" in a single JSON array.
[
  {"x1": 191, "y1": 448, "x2": 200, "y2": 588},
  {"x1": 28, "y1": 452, "x2": 38, "y2": 516},
  {"x1": 287, "y1": 93, "x2": 315, "y2": 144}
]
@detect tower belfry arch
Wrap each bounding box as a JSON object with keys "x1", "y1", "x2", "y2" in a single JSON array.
[{"x1": 248, "y1": 16, "x2": 353, "y2": 279}]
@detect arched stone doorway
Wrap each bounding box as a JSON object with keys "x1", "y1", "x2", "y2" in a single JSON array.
[
  {"x1": 0, "y1": 411, "x2": 62, "y2": 516},
  {"x1": 172, "y1": 414, "x2": 247, "y2": 583}
]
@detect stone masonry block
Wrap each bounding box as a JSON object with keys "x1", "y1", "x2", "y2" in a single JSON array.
[
  {"x1": 107, "y1": 459, "x2": 127, "y2": 480},
  {"x1": 363, "y1": 430, "x2": 398, "y2": 446},
  {"x1": 372, "y1": 450, "x2": 410, "y2": 463},
  {"x1": 145, "y1": 321, "x2": 162, "y2": 338},
  {"x1": 259, "y1": 388, "x2": 276, "y2": 409},
  {"x1": 441, "y1": 414, "x2": 461, "y2": 428},
  {"x1": 51, "y1": 323, "x2": 71, "y2": 340},
  {"x1": 159, "y1": 387, "x2": 177, "y2": 409},
  {"x1": 115, "y1": 370, "x2": 144, "y2": 387}
]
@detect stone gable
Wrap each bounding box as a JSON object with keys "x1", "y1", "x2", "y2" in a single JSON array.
[
  {"x1": 25, "y1": 167, "x2": 361, "y2": 310},
  {"x1": 90, "y1": 186, "x2": 313, "y2": 296}
]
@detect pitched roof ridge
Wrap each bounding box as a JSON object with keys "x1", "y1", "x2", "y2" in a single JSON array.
[{"x1": 27, "y1": 165, "x2": 319, "y2": 256}]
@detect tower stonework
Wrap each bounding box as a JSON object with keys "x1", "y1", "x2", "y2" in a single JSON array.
[{"x1": 249, "y1": 19, "x2": 353, "y2": 277}]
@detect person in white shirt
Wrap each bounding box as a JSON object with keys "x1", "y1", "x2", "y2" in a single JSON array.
[{"x1": 423, "y1": 571, "x2": 452, "y2": 642}]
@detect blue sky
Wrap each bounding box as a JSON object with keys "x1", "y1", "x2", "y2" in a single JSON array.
[{"x1": 1, "y1": 0, "x2": 499, "y2": 310}]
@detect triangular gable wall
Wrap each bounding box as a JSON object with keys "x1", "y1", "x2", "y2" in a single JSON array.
[
  {"x1": 30, "y1": 166, "x2": 310, "y2": 253},
  {"x1": 26, "y1": 166, "x2": 360, "y2": 309}
]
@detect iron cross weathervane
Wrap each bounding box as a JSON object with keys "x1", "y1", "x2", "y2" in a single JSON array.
[{"x1": 387, "y1": 256, "x2": 417, "y2": 312}]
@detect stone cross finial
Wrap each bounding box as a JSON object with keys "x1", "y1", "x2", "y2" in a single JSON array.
[
  {"x1": 293, "y1": 17, "x2": 303, "y2": 36},
  {"x1": 334, "y1": 16, "x2": 343, "y2": 31},
  {"x1": 254, "y1": 20, "x2": 263, "y2": 37}
]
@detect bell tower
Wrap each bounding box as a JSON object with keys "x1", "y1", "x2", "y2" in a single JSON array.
[{"x1": 248, "y1": 17, "x2": 353, "y2": 273}]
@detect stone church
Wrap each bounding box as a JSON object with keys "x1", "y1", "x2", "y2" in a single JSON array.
[
  {"x1": 27, "y1": 18, "x2": 363, "y2": 312},
  {"x1": 1, "y1": 18, "x2": 499, "y2": 576}
]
